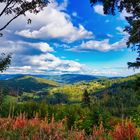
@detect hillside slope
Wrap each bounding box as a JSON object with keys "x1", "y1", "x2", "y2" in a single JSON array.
[
  {"x1": 0, "y1": 76, "x2": 59, "y2": 92},
  {"x1": 49, "y1": 73, "x2": 140, "y2": 103}
]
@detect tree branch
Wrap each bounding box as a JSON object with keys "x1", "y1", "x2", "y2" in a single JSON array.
[
  {"x1": 0, "y1": 13, "x2": 21, "y2": 31},
  {"x1": 0, "y1": 0, "x2": 13, "y2": 17},
  {"x1": 7, "y1": 1, "x2": 16, "y2": 10}
]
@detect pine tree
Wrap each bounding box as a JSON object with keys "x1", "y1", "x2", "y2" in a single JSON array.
[{"x1": 82, "y1": 89, "x2": 90, "y2": 106}]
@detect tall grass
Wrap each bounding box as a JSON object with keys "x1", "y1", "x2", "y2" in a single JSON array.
[{"x1": 0, "y1": 115, "x2": 140, "y2": 140}]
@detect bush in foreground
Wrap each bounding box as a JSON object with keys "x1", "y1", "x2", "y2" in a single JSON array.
[{"x1": 0, "y1": 115, "x2": 140, "y2": 140}]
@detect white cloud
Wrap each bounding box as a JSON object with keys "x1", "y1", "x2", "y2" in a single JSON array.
[
  {"x1": 0, "y1": 38, "x2": 85, "y2": 74},
  {"x1": 116, "y1": 26, "x2": 124, "y2": 33},
  {"x1": 7, "y1": 53, "x2": 85, "y2": 74},
  {"x1": 119, "y1": 9, "x2": 132, "y2": 20},
  {"x1": 111, "y1": 38, "x2": 127, "y2": 49},
  {"x1": 71, "y1": 39, "x2": 111, "y2": 52},
  {"x1": 57, "y1": 0, "x2": 68, "y2": 10},
  {"x1": 116, "y1": 26, "x2": 128, "y2": 36},
  {"x1": 15, "y1": 0, "x2": 93, "y2": 43},
  {"x1": 16, "y1": 24, "x2": 93, "y2": 43},
  {"x1": 94, "y1": 5, "x2": 105, "y2": 16},
  {"x1": 69, "y1": 37, "x2": 127, "y2": 52},
  {"x1": 25, "y1": 42, "x2": 54, "y2": 53},
  {"x1": 28, "y1": 53, "x2": 84, "y2": 72},
  {"x1": 69, "y1": 26, "x2": 130, "y2": 52},
  {"x1": 0, "y1": 39, "x2": 54, "y2": 54},
  {"x1": 0, "y1": 0, "x2": 90, "y2": 74}
]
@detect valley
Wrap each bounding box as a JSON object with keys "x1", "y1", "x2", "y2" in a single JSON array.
[{"x1": 0, "y1": 73, "x2": 140, "y2": 139}]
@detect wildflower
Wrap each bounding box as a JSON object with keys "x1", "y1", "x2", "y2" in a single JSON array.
[{"x1": 13, "y1": 117, "x2": 27, "y2": 129}]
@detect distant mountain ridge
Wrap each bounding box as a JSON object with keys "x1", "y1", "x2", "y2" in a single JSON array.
[{"x1": 0, "y1": 74, "x2": 106, "y2": 84}]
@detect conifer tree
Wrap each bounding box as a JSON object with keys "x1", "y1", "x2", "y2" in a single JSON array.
[{"x1": 82, "y1": 89, "x2": 90, "y2": 106}]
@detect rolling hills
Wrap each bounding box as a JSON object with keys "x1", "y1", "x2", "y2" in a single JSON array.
[
  {"x1": 0, "y1": 73, "x2": 140, "y2": 103},
  {"x1": 0, "y1": 75, "x2": 59, "y2": 92},
  {"x1": 0, "y1": 74, "x2": 105, "y2": 84}
]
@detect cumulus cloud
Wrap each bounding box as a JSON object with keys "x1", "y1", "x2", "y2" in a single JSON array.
[
  {"x1": 15, "y1": 0, "x2": 93, "y2": 43},
  {"x1": 0, "y1": 38, "x2": 85, "y2": 74},
  {"x1": 94, "y1": 5, "x2": 105, "y2": 16},
  {"x1": 21, "y1": 53, "x2": 84, "y2": 73},
  {"x1": 8, "y1": 53, "x2": 84, "y2": 74},
  {"x1": 0, "y1": 0, "x2": 90, "y2": 74},
  {"x1": 24, "y1": 42, "x2": 54, "y2": 53},
  {"x1": 69, "y1": 37, "x2": 127, "y2": 52},
  {"x1": 116, "y1": 26, "x2": 128, "y2": 36},
  {"x1": 0, "y1": 39, "x2": 54, "y2": 54},
  {"x1": 69, "y1": 25, "x2": 130, "y2": 52},
  {"x1": 70, "y1": 39, "x2": 111, "y2": 52},
  {"x1": 16, "y1": 24, "x2": 93, "y2": 43}
]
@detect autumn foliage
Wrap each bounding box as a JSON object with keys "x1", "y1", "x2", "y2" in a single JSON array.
[{"x1": 0, "y1": 115, "x2": 140, "y2": 140}]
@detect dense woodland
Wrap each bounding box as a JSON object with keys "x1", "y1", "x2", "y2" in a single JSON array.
[{"x1": 0, "y1": 73, "x2": 140, "y2": 139}]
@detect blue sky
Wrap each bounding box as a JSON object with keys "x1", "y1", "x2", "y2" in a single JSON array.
[{"x1": 0, "y1": 0, "x2": 140, "y2": 76}]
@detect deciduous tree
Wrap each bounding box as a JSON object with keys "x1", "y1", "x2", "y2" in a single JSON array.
[{"x1": 0, "y1": 53, "x2": 11, "y2": 72}]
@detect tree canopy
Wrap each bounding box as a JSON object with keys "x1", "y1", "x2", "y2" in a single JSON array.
[
  {"x1": 0, "y1": 53, "x2": 11, "y2": 72},
  {"x1": 90, "y1": 0, "x2": 140, "y2": 69},
  {"x1": 0, "y1": 0, "x2": 49, "y2": 72}
]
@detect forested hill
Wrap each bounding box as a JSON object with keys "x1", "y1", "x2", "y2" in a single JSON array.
[
  {"x1": 0, "y1": 73, "x2": 140, "y2": 96},
  {"x1": 0, "y1": 76, "x2": 59, "y2": 92},
  {"x1": 0, "y1": 73, "x2": 140, "y2": 115},
  {"x1": 96, "y1": 73, "x2": 140, "y2": 90}
]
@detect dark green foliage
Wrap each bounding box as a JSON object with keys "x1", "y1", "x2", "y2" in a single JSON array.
[
  {"x1": 0, "y1": 93, "x2": 4, "y2": 109},
  {"x1": 82, "y1": 89, "x2": 90, "y2": 106},
  {"x1": 131, "y1": 105, "x2": 140, "y2": 127},
  {"x1": 90, "y1": 0, "x2": 140, "y2": 69},
  {"x1": 95, "y1": 74, "x2": 140, "y2": 117},
  {"x1": 46, "y1": 92, "x2": 68, "y2": 104},
  {"x1": 0, "y1": 73, "x2": 140, "y2": 134},
  {"x1": 101, "y1": 88, "x2": 140, "y2": 117},
  {"x1": 0, "y1": 101, "x2": 48, "y2": 118},
  {"x1": 0, "y1": 53, "x2": 11, "y2": 72},
  {"x1": 0, "y1": 101, "x2": 110, "y2": 134},
  {"x1": 0, "y1": 76, "x2": 59, "y2": 93},
  {"x1": 90, "y1": 105, "x2": 111, "y2": 130}
]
